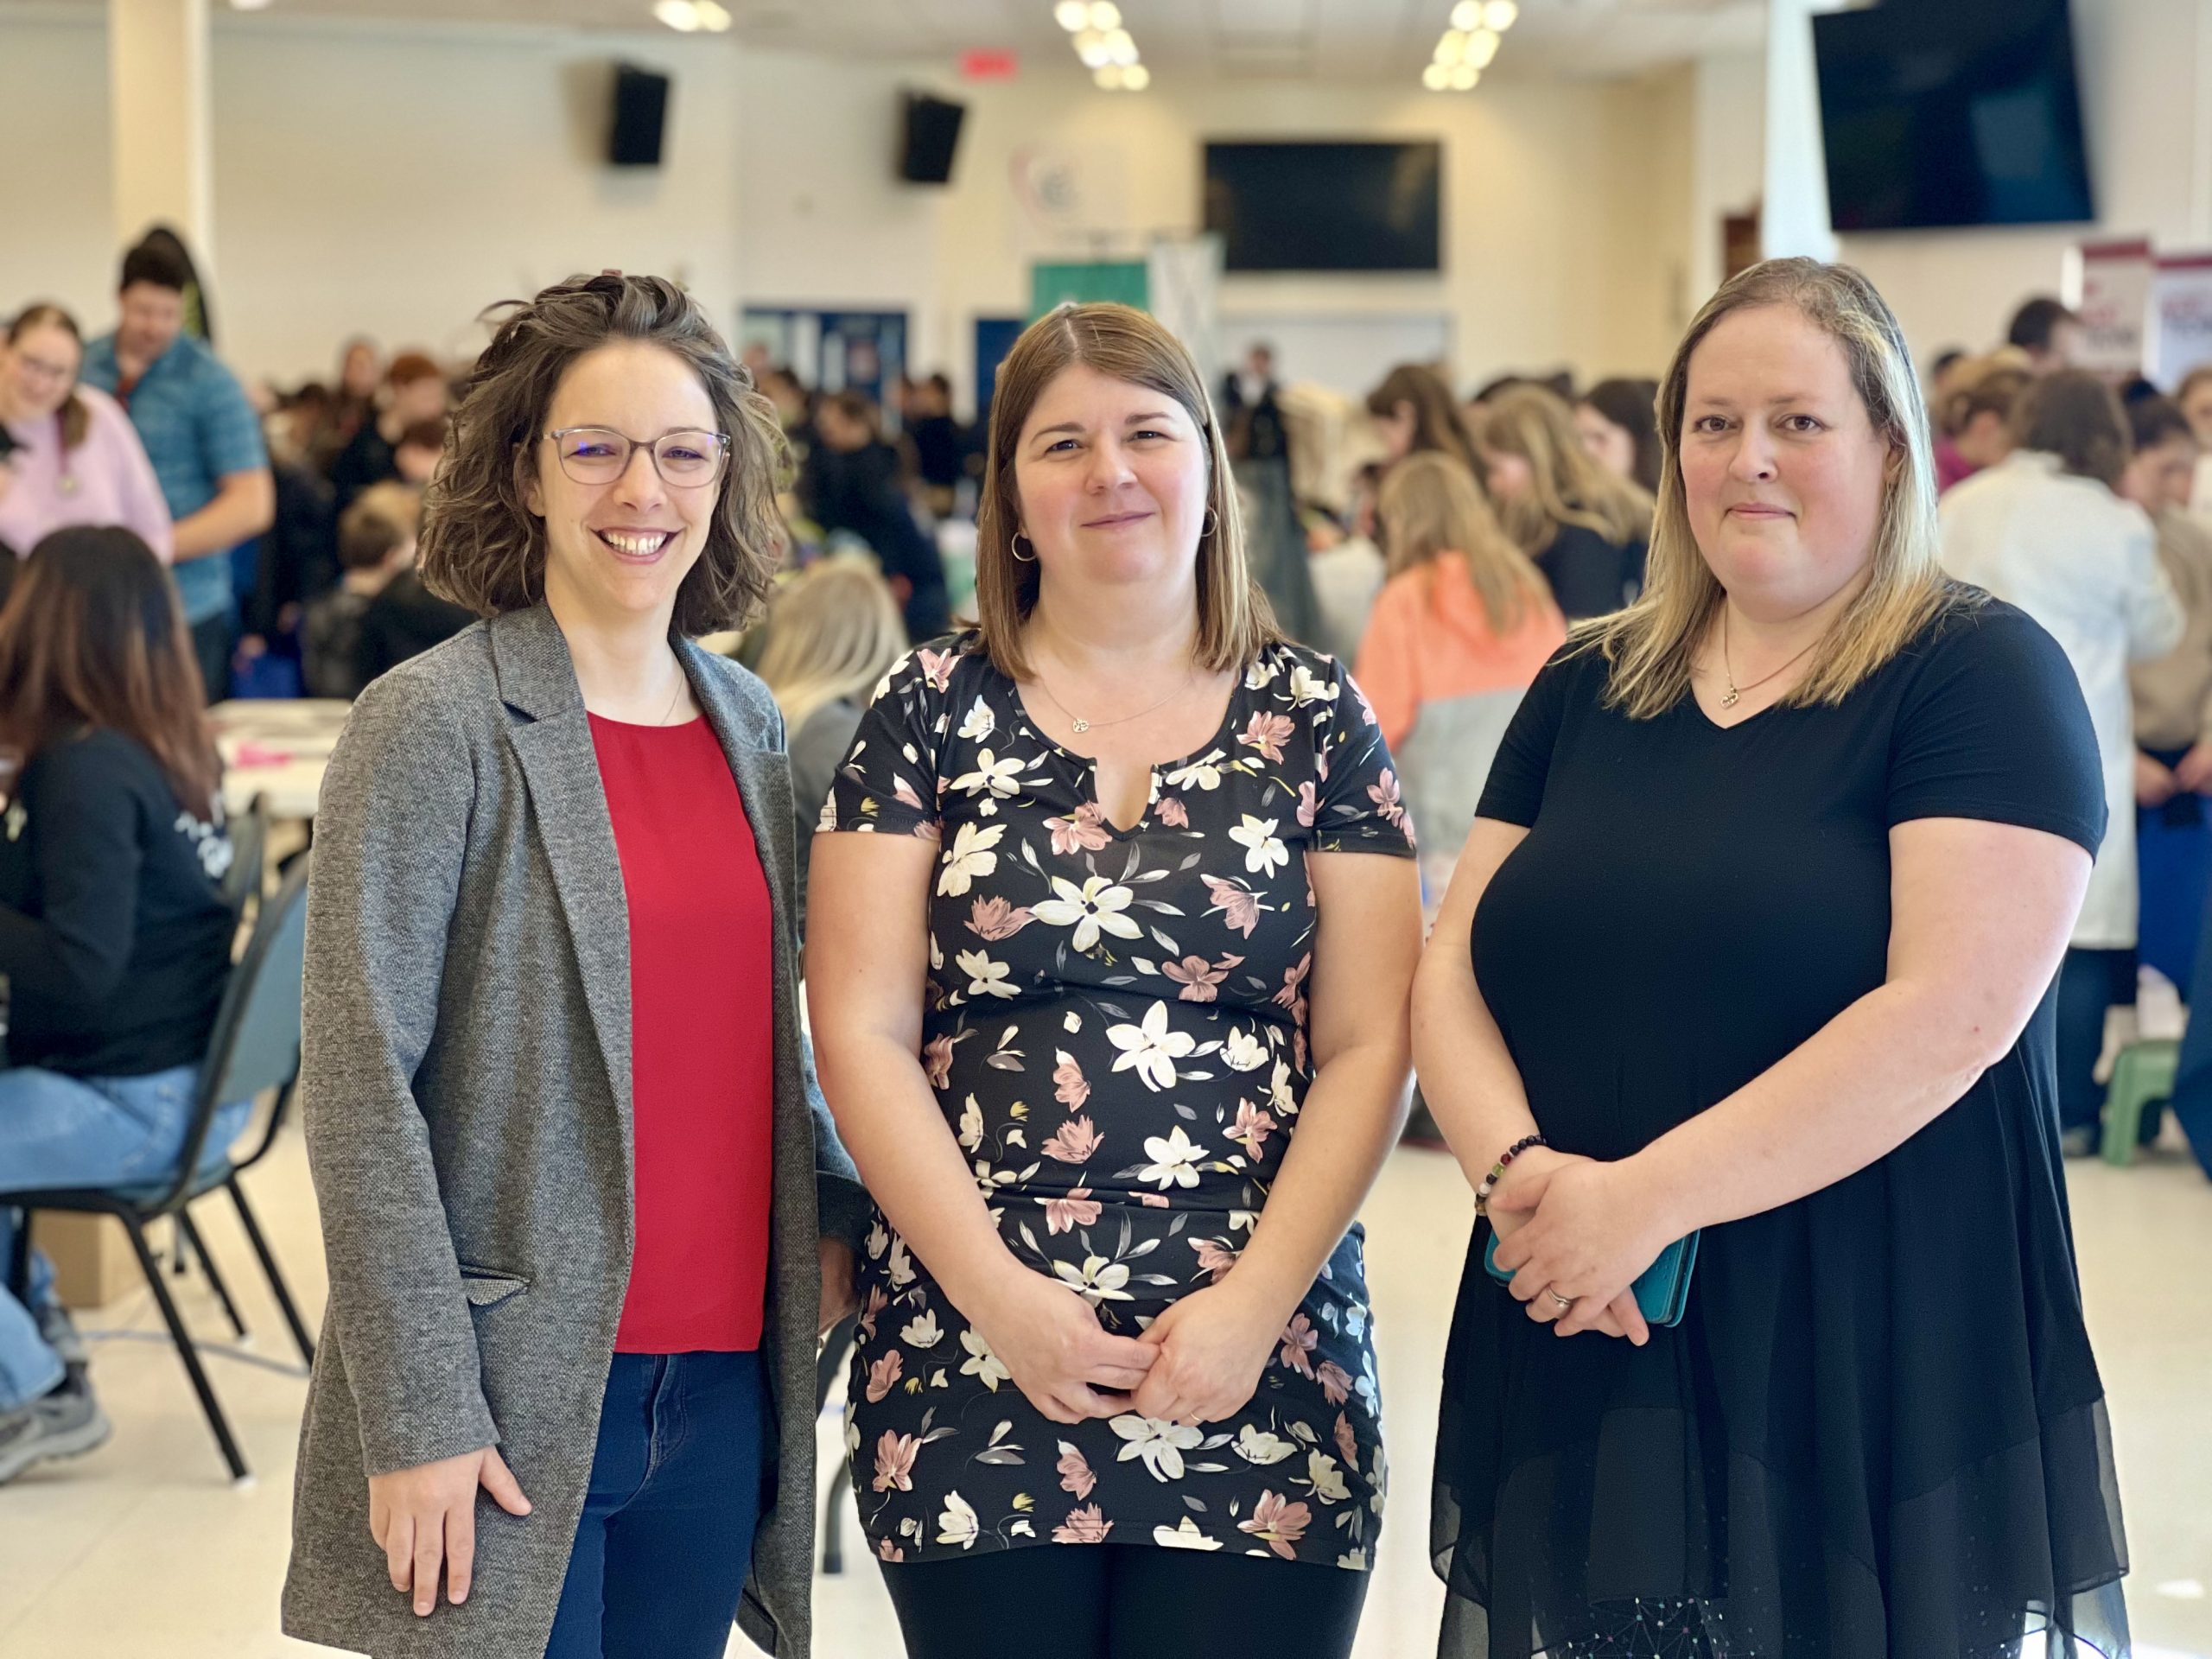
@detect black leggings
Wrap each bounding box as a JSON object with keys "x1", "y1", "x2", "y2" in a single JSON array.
[{"x1": 880, "y1": 1543, "x2": 1370, "y2": 1659}]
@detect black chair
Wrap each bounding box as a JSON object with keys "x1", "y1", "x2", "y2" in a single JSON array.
[
  {"x1": 817, "y1": 1313, "x2": 857, "y2": 1573},
  {"x1": 219, "y1": 792, "x2": 270, "y2": 923},
  {"x1": 3, "y1": 855, "x2": 315, "y2": 1483}
]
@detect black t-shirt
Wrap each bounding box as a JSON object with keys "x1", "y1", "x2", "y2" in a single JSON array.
[
  {"x1": 1432, "y1": 594, "x2": 2128, "y2": 1655},
  {"x1": 356, "y1": 569, "x2": 476, "y2": 683},
  {"x1": 1532, "y1": 522, "x2": 1649, "y2": 620},
  {"x1": 0, "y1": 728, "x2": 235, "y2": 1076}
]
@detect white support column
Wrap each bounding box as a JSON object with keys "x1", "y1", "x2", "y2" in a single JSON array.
[
  {"x1": 1761, "y1": 0, "x2": 1839, "y2": 264},
  {"x1": 108, "y1": 0, "x2": 215, "y2": 264}
]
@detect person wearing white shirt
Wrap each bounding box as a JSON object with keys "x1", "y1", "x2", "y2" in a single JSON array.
[{"x1": 1941, "y1": 370, "x2": 2185, "y2": 1151}]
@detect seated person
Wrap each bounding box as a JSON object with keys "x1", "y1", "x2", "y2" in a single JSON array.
[
  {"x1": 0, "y1": 527, "x2": 245, "y2": 1483},
  {"x1": 302, "y1": 482, "x2": 418, "y2": 699},
  {"x1": 800, "y1": 391, "x2": 950, "y2": 640},
  {"x1": 353, "y1": 557, "x2": 474, "y2": 686}
]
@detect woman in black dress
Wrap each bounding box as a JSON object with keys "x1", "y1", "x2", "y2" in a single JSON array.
[
  {"x1": 1476, "y1": 385, "x2": 1653, "y2": 621},
  {"x1": 1415, "y1": 258, "x2": 2130, "y2": 1657},
  {"x1": 807, "y1": 302, "x2": 1422, "y2": 1658}
]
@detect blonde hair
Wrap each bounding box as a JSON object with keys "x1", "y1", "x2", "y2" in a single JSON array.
[
  {"x1": 975, "y1": 302, "x2": 1278, "y2": 681},
  {"x1": 1478, "y1": 384, "x2": 1654, "y2": 556},
  {"x1": 1377, "y1": 451, "x2": 1548, "y2": 634},
  {"x1": 1595, "y1": 257, "x2": 1965, "y2": 721},
  {"x1": 756, "y1": 556, "x2": 907, "y2": 735}
]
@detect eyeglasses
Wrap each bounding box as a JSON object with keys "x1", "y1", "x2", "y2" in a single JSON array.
[{"x1": 543, "y1": 426, "x2": 730, "y2": 487}]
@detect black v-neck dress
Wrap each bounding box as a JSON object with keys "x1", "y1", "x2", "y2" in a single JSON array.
[{"x1": 1433, "y1": 595, "x2": 2131, "y2": 1657}]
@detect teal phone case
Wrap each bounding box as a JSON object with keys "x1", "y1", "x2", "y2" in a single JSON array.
[{"x1": 1483, "y1": 1228, "x2": 1700, "y2": 1327}]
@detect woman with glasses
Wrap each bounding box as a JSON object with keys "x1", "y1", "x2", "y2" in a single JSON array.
[
  {"x1": 0, "y1": 304, "x2": 172, "y2": 563},
  {"x1": 283, "y1": 272, "x2": 868, "y2": 1659}
]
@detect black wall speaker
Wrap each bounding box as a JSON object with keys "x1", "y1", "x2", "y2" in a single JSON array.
[
  {"x1": 610, "y1": 65, "x2": 671, "y2": 168},
  {"x1": 899, "y1": 92, "x2": 966, "y2": 184}
]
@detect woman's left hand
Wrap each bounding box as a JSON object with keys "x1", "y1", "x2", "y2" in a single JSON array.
[
  {"x1": 1128, "y1": 1280, "x2": 1287, "y2": 1427},
  {"x1": 817, "y1": 1236, "x2": 859, "y2": 1338},
  {"x1": 1488, "y1": 1159, "x2": 1675, "y2": 1339}
]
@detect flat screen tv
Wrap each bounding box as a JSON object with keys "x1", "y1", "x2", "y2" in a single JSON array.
[
  {"x1": 1204, "y1": 142, "x2": 1442, "y2": 273},
  {"x1": 1814, "y1": 0, "x2": 2094, "y2": 232}
]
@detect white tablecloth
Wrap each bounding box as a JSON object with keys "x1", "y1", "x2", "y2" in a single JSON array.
[{"x1": 211, "y1": 699, "x2": 352, "y2": 820}]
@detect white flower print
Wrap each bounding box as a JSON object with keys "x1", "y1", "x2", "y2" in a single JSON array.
[
  {"x1": 1138, "y1": 1126, "x2": 1208, "y2": 1191},
  {"x1": 1228, "y1": 814, "x2": 1288, "y2": 878},
  {"x1": 1052, "y1": 1254, "x2": 1134, "y2": 1305},
  {"x1": 1306, "y1": 1449, "x2": 1350, "y2": 1503},
  {"x1": 1105, "y1": 1001, "x2": 1196, "y2": 1091},
  {"x1": 956, "y1": 949, "x2": 1019, "y2": 1000},
  {"x1": 935, "y1": 1491, "x2": 981, "y2": 1548},
  {"x1": 957, "y1": 1094, "x2": 985, "y2": 1152},
  {"x1": 1029, "y1": 875, "x2": 1144, "y2": 954},
  {"x1": 1233, "y1": 1425, "x2": 1297, "y2": 1465},
  {"x1": 902, "y1": 1310, "x2": 944, "y2": 1349},
  {"x1": 1221, "y1": 1027, "x2": 1268, "y2": 1072},
  {"x1": 1161, "y1": 749, "x2": 1226, "y2": 792},
  {"x1": 1155, "y1": 1518, "x2": 1224, "y2": 1550},
  {"x1": 1337, "y1": 1548, "x2": 1369, "y2": 1571},
  {"x1": 956, "y1": 697, "x2": 996, "y2": 741},
  {"x1": 959, "y1": 1329, "x2": 1012, "y2": 1391},
  {"x1": 887, "y1": 1237, "x2": 917, "y2": 1289},
  {"x1": 1286, "y1": 663, "x2": 1340, "y2": 707},
  {"x1": 950, "y1": 748, "x2": 1026, "y2": 804},
  {"x1": 1110, "y1": 1415, "x2": 1205, "y2": 1481},
  {"x1": 936, "y1": 821, "x2": 1005, "y2": 896}
]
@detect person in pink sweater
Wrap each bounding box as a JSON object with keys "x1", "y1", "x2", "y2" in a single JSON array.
[
  {"x1": 1356, "y1": 451, "x2": 1565, "y2": 906},
  {"x1": 0, "y1": 305, "x2": 173, "y2": 563}
]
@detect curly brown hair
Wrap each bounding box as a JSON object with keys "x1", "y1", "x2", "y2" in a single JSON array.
[{"x1": 419, "y1": 271, "x2": 787, "y2": 635}]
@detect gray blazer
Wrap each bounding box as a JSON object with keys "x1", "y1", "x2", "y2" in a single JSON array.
[{"x1": 282, "y1": 604, "x2": 868, "y2": 1659}]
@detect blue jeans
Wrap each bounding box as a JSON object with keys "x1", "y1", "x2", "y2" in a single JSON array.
[
  {"x1": 544, "y1": 1350, "x2": 771, "y2": 1659},
  {"x1": 0, "y1": 1065, "x2": 251, "y2": 1411}
]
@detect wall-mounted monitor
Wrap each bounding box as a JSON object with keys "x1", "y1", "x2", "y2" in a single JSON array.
[{"x1": 1203, "y1": 141, "x2": 1443, "y2": 273}]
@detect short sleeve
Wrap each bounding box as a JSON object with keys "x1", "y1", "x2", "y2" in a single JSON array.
[
  {"x1": 1886, "y1": 602, "x2": 2106, "y2": 856},
  {"x1": 1310, "y1": 653, "x2": 1418, "y2": 856},
  {"x1": 1474, "y1": 644, "x2": 1580, "y2": 828},
  {"x1": 820, "y1": 645, "x2": 956, "y2": 838},
  {"x1": 199, "y1": 361, "x2": 270, "y2": 480}
]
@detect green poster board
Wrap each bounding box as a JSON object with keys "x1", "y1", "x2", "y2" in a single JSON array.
[{"x1": 1030, "y1": 260, "x2": 1149, "y2": 319}]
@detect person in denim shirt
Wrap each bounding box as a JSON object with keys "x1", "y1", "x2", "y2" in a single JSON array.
[
  {"x1": 0, "y1": 528, "x2": 244, "y2": 1483},
  {"x1": 79, "y1": 241, "x2": 273, "y2": 700}
]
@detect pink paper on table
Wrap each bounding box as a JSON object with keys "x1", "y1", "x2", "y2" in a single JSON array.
[{"x1": 233, "y1": 741, "x2": 295, "y2": 766}]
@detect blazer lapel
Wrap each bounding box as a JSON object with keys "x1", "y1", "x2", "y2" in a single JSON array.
[{"x1": 493, "y1": 608, "x2": 633, "y2": 1134}]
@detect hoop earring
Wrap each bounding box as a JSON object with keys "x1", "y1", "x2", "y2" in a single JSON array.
[
  {"x1": 1201, "y1": 506, "x2": 1219, "y2": 540},
  {"x1": 1011, "y1": 532, "x2": 1038, "y2": 563}
]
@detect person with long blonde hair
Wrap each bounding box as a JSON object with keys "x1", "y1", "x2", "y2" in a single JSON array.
[
  {"x1": 755, "y1": 555, "x2": 907, "y2": 916},
  {"x1": 1354, "y1": 452, "x2": 1562, "y2": 906},
  {"x1": 1474, "y1": 384, "x2": 1653, "y2": 620},
  {"x1": 807, "y1": 302, "x2": 1420, "y2": 1657},
  {"x1": 1417, "y1": 257, "x2": 2128, "y2": 1656}
]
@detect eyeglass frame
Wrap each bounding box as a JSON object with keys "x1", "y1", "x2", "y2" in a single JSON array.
[{"x1": 540, "y1": 425, "x2": 733, "y2": 488}]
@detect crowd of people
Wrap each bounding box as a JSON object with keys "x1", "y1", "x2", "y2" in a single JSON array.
[{"x1": 0, "y1": 240, "x2": 2202, "y2": 1659}]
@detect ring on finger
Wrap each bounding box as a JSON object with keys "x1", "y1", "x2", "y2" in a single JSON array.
[{"x1": 1548, "y1": 1289, "x2": 1575, "y2": 1312}]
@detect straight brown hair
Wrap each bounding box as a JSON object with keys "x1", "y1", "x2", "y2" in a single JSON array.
[
  {"x1": 7, "y1": 304, "x2": 91, "y2": 450},
  {"x1": 1376, "y1": 450, "x2": 1548, "y2": 634},
  {"x1": 0, "y1": 526, "x2": 219, "y2": 820},
  {"x1": 2010, "y1": 370, "x2": 2130, "y2": 488},
  {"x1": 1478, "y1": 384, "x2": 1655, "y2": 555},
  {"x1": 419, "y1": 271, "x2": 788, "y2": 636},
  {"x1": 974, "y1": 302, "x2": 1278, "y2": 681},
  {"x1": 1365, "y1": 363, "x2": 1482, "y2": 475}
]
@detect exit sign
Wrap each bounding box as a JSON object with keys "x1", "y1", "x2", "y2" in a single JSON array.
[{"x1": 961, "y1": 49, "x2": 1019, "y2": 79}]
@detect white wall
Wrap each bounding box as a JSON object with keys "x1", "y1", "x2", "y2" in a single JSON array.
[
  {"x1": 1835, "y1": 0, "x2": 2212, "y2": 367},
  {"x1": 0, "y1": 16, "x2": 117, "y2": 330}
]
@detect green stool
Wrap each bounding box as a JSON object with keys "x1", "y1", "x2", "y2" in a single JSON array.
[{"x1": 2101, "y1": 1039, "x2": 2181, "y2": 1166}]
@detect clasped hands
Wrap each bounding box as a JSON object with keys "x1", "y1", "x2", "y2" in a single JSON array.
[
  {"x1": 966, "y1": 1259, "x2": 1282, "y2": 1429},
  {"x1": 1485, "y1": 1147, "x2": 1675, "y2": 1344}
]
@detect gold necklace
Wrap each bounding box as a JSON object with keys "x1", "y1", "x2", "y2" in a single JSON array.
[
  {"x1": 1719, "y1": 607, "x2": 1821, "y2": 709},
  {"x1": 1032, "y1": 666, "x2": 1196, "y2": 735}
]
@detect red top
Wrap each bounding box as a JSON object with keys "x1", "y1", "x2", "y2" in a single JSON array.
[{"x1": 588, "y1": 712, "x2": 776, "y2": 1353}]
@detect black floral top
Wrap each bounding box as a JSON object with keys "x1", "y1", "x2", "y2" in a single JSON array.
[{"x1": 822, "y1": 632, "x2": 1416, "y2": 1572}]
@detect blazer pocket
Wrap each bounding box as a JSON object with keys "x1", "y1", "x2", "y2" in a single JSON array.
[{"x1": 458, "y1": 1268, "x2": 529, "y2": 1307}]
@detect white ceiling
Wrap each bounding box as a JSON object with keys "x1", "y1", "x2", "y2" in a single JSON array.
[{"x1": 21, "y1": 0, "x2": 1766, "y2": 81}]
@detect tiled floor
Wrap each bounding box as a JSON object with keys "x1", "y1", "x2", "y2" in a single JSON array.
[{"x1": 1, "y1": 1128, "x2": 2206, "y2": 1658}]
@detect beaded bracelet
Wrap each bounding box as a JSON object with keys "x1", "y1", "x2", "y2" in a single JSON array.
[{"x1": 1474, "y1": 1135, "x2": 1547, "y2": 1218}]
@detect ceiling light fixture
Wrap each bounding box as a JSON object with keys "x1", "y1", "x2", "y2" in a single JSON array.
[
  {"x1": 1122, "y1": 62, "x2": 1149, "y2": 90},
  {"x1": 1426, "y1": 0, "x2": 1504, "y2": 92},
  {"x1": 1484, "y1": 0, "x2": 1518, "y2": 29},
  {"x1": 653, "y1": 0, "x2": 700, "y2": 29},
  {"x1": 694, "y1": 0, "x2": 732, "y2": 29},
  {"x1": 1054, "y1": 0, "x2": 1089, "y2": 29},
  {"x1": 1087, "y1": 1, "x2": 1122, "y2": 29},
  {"x1": 1063, "y1": 3, "x2": 1147, "y2": 90}
]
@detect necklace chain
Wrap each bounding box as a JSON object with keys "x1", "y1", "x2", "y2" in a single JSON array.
[
  {"x1": 1032, "y1": 667, "x2": 1196, "y2": 735},
  {"x1": 1720, "y1": 608, "x2": 1821, "y2": 710}
]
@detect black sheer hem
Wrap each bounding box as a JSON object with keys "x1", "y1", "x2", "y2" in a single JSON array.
[{"x1": 1430, "y1": 1396, "x2": 2130, "y2": 1658}]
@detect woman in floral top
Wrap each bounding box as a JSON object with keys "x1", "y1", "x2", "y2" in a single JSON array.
[{"x1": 807, "y1": 302, "x2": 1422, "y2": 1659}]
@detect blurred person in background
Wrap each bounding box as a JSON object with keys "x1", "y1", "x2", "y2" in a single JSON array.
[
  {"x1": 1355, "y1": 451, "x2": 1564, "y2": 911},
  {"x1": 302, "y1": 482, "x2": 419, "y2": 700},
  {"x1": 2120, "y1": 395, "x2": 2212, "y2": 1001},
  {"x1": 330, "y1": 351, "x2": 448, "y2": 512},
  {"x1": 79, "y1": 239, "x2": 274, "y2": 701},
  {"x1": 1933, "y1": 357, "x2": 2030, "y2": 494},
  {"x1": 392, "y1": 417, "x2": 448, "y2": 487},
  {"x1": 0, "y1": 303, "x2": 172, "y2": 563},
  {"x1": 319, "y1": 336, "x2": 383, "y2": 470},
  {"x1": 753, "y1": 556, "x2": 906, "y2": 925},
  {"x1": 0, "y1": 527, "x2": 243, "y2": 1484},
  {"x1": 1476, "y1": 384, "x2": 1653, "y2": 620},
  {"x1": 2007, "y1": 296, "x2": 2084, "y2": 375},
  {"x1": 802, "y1": 389, "x2": 950, "y2": 640},
  {"x1": 1306, "y1": 459, "x2": 1389, "y2": 665},
  {"x1": 1942, "y1": 369, "x2": 2184, "y2": 1154},
  {"x1": 902, "y1": 372, "x2": 970, "y2": 518},
  {"x1": 1368, "y1": 362, "x2": 1484, "y2": 476},
  {"x1": 1573, "y1": 378, "x2": 1662, "y2": 495}
]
